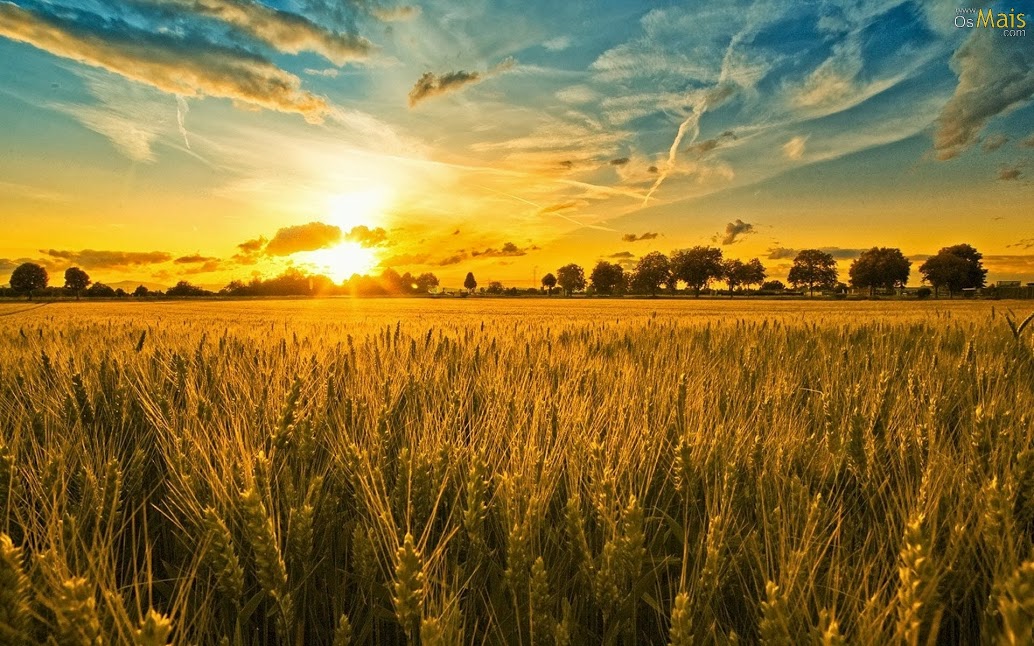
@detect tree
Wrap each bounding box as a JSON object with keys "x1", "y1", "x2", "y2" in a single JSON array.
[
  {"x1": 919, "y1": 243, "x2": 987, "y2": 298},
  {"x1": 86, "y1": 282, "x2": 116, "y2": 298},
  {"x1": 486, "y1": 281, "x2": 505, "y2": 294},
  {"x1": 671, "y1": 246, "x2": 724, "y2": 297},
  {"x1": 723, "y1": 259, "x2": 746, "y2": 295},
  {"x1": 761, "y1": 280, "x2": 785, "y2": 291},
  {"x1": 167, "y1": 280, "x2": 208, "y2": 297},
  {"x1": 742, "y1": 258, "x2": 766, "y2": 291},
  {"x1": 849, "y1": 247, "x2": 911, "y2": 296},
  {"x1": 9, "y1": 262, "x2": 48, "y2": 300},
  {"x1": 463, "y1": 272, "x2": 477, "y2": 294},
  {"x1": 63, "y1": 267, "x2": 91, "y2": 300},
  {"x1": 589, "y1": 261, "x2": 624, "y2": 295},
  {"x1": 556, "y1": 264, "x2": 585, "y2": 296},
  {"x1": 133, "y1": 285, "x2": 150, "y2": 297},
  {"x1": 541, "y1": 272, "x2": 557, "y2": 296},
  {"x1": 631, "y1": 252, "x2": 671, "y2": 296},
  {"x1": 415, "y1": 272, "x2": 440, "y2": 293},
  {"x1": 787, "y1": 249, "x2": 838, "y2": 296}
]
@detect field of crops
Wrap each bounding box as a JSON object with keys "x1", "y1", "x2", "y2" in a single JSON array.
[{"x1": 1, "y1": 298, "x2": 1033, "y2": 645}]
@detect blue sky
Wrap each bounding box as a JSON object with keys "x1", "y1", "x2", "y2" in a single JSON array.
[{"x1": 0, "y1": 0, "x2": 1032, "y2": 286}]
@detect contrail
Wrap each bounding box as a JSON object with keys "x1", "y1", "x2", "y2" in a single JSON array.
[{"x1": 176, "y1": 95, "x2": 191, "y2": 150}]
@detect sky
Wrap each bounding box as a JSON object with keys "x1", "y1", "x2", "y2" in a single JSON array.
[{"x1": 1, "y1": 0, "x2": 1032, "y2": 289}]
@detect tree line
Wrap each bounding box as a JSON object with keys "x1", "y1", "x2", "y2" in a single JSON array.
[{"x1": 2, "y1": 243, "x2": 989, "y2": 300}]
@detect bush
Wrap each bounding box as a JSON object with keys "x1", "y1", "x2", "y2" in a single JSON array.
[{"x1": 916, "y1": 287, "x2": 932, "y2": 299}]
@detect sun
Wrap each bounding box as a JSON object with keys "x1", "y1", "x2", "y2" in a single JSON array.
[{"x1": 302, "y1": 242, "x2": 379, "y2": 282}]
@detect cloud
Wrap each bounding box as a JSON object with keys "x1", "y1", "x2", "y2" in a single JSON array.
[
  {"x1": 685, "y1": 130, "x2": 737, "y2": 158},
  {"x1": 0, "y1": 2, "x2": 330, "y2": 122},
  {"x1": 237, "y1": 237, "x2": 267, "y2": 253},
  {"x1": 982, "y1": 134, "x2": 1009, "y2": 152},
  {"x1": 783, "y1": 135, "x2": 807, "y2": 160},
  {"x1": 471, "y1": 242, "x2": 537, "y2": 258},
  {"x1": 305, "y1": 68, "x2": 339, "y2": 78},
  {"x1": 1023, "y1": 134, "x2": 1034, "y2": 148},
  {"x1": 609, "y1": 251, "x2": 635, "y2": 259},
  {"x1": 345, "y1": 225, "x2": 388, "y2": 247},
  {"x1": 621, "y1": 232, "x2": 659, "y2": 242},
  {"x1": 542, "y1": 36, "x2": 572, "y2": 51},
  {"x1": 934, "y1": 29, "x2": 1034, "y2": 160},
  {"x1": 1007, "y1": 239, "x2": 1034, "y2": 250},
  {"x1": 718, "y1": 219, "x2": 754, "y2": 245},
  {"x1": 407, "y1": 58, "x2": 516, "y2": 107},
  {"x1": 370, "y1": 4, "x2": 421, "y2": 21},
  {"x1": 40, "y1": 249, "x2": 172, "y2": 269},
  {"x1": 766, "y1": 247, "x2": 863, "y2": 261},
  {"x1": 998, "y1": 164, "x2": 1022, "y2": 181},
  {"x1": 174, "y1": 254, "x2": 220, "y2": 264},
  {"x1": 162, "y1": 0, "x2": 373, "y2": 65},
  {"x1": 264, "y1": 222, "x2": 342, "y2": 255},
  {"x1": 609, "y1": 157, "x2": 630, "y2": 166}
]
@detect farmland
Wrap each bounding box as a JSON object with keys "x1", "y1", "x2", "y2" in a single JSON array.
[{"x1": 1, "y1": 299, "x2": 1033, "y2": 644}]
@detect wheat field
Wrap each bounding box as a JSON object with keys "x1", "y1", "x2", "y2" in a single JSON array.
[{"x1": 1, "y1": 299, "x2": 1033, "y2": 645}]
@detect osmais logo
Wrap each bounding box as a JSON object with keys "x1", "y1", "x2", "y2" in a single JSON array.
[{"x1": 955, "y1": 7, "x2": 1027, "y2": 36}]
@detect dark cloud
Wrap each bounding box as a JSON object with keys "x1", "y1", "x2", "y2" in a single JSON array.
[
  {"x1": 437, "y1": 254, "x2": 464, "y2": 266},
  {"x1": 647, "y1": 166, "x2": 658, "y2": 174},
  {"x1": 934, "y1": 29, "x2": 1034, "y2": 160},
  {"x1": 608, "y1": 251, "x2": 635, "y2": 259},
  {"x1": 40, "y1": 249, "x2": 173, "y2": 269},
  {"x1": 621, "y1": 232, "x2": 659, "y2": 242},
  {"x1": 1008, "y1": 239, "x2": 1034, "y2": 250},
  {"x1": 182, "y1": 260, "x2": 223, "y2": 274},
  {"x1": 264, "y1": 222, "x2": 342, "y2": 255},
  {"x1": 345, "y1": 225, "x2": 389, "y2": 247},
  {"x1": 685, "y1": 130, "x2": 736, "y2": 157},
  {"x1": 609, "y1": 157, "x2": 630, "y2": 166},
  {"x1": 558, "y1": 160, "x2": 574, "y2": 169},
  {"x1": 161, "y1": 0, "x2": 373, "y2": 64},
  {"x1": 0, "y1": 2, "x2": 330, "y2": 122},
  {"x1": 407, "y1": 58, "x2": 515, "y2": 107},
  {"x1": 718, "y1": 219, "x2": 754, "y2": 245},
  {"x1": 174, "y1": 254, "x2": 220, "y2": 264},
  {"x1": 998, "y1": 164, "x2": 1022, "y2": 181},
  {"x1": 471, "y1": 241, "x2": 538, "y2": 258},
  {"x1": 766, "y1": 246, "x2": 864, "y2": 261},
  {"x1": 237, "y1": 237, "x2": 267, "y2": 253},
  {"x1": 982, "y1": 134, "x2": 1009, "y2": 152}
]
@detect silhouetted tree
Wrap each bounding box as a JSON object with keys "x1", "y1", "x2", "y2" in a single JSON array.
[
  {"x1": 723, "y1": 259, "x2": 746, "y2": 295},
  {"x1": 133, "y1": 285, "x2": 150, "y2": 297},
  {"x1": 557, "y1": 264, "x2": 585, "y2": 296},
  {"x1": 415, "y1": 272, "x2": 440, "y2": 292},
  {"x1": 919, "y1": 243, "x2": 987, "y2": 298},
  {"x1": 589, "y1": 261, "x2": 624, "y2": 295},
  {"x1": 671, "y1": 246, "x2": 723, "y2": 297},
  {"x1": 464, "y1": 272, "x2": 477, "y2": 294},
  {"x1": 541, "y1": 272, "x2": 557, "y2": 295},
  {"x1": 486, "y1": 281, "x2": 505, "y2": 294},
  {"x1": 632, "y1": 251, "x2": 671, "y2": 296},
  {"x1": 167, "y1": 280, "x2": 209, "y2": 297},
  {"x1": 761, "y1": 280, "x2": 785, "y2": 291},
  {"x1": 849, "y1": 247, "x2": 911, "y2": 296},
  {"x1": 86, "y1": 282, "x2": 116, "y2": 298},
  {"x1": 742, "y1": 258, "x2": 766, "y2": 291},
  {"x1": 63, "y1": 267, "x2": 91, "y2": 300},
  {"x1": 787, "y1": 249, "x2": 838, "y2": 296},
  {"x1": 9, "y1": 262, "x2": 48, "y2": 300}
]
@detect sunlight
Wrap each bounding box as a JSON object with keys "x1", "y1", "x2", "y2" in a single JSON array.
[
  {"x1": 302, "y1": 242, "x2": 379, "y2": 282},
  {"x1": 327, "y1": 186, "x2": 392, "y2": 233}
]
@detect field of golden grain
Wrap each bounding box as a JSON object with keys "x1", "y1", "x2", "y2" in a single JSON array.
[{"x1": 1, "y1": 299, "x2": 1033, "y2": 645}]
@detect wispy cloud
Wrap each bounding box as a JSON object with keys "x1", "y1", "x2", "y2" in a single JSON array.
[
  {"x1": 782, "y1": 135, "x2": 807, "y2": 160},
  {"x1": 408, "y1": 58, "x2": 516, "y2": 107},
  {"x1": 0, "y1": 2, "x2": 330, "y2": 122}
]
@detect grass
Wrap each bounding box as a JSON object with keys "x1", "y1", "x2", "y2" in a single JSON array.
[{"x1": 1, "y1": 299, "x2": 1033, "y2": 644}]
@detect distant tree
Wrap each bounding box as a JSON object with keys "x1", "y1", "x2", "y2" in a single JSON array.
[
  {"x1": 63, "y1": 267, "x2": 91, "y2": 300},
  {"x1": 671, "y1": 246, "x2": 724, "y2": 297},
  {"x1": 86, "y1": 282, "x2": 116, "y2": 298},
  {"x1": 220, "y1": 280, "x2": 247, "y2": 296},
  {"x1": 849, "y1": 247, "x2": 911, "y2": 296},
  {"x1": 167, "y1": 280, "x2": 208, "y2": 297},
  {"x1": 723, "y1": 259, "x2": 745, "y2": 295},
  {"x1": 464, "y1": 272, "x2": 477, "y2": 294},
  {"x1": 10, "y1": 262, "x2": 48, "y2": 300},
  {"x1": 761, "y1": 280, "x2": 785, "y2": 291},
  {"x1": 114, "y1": 288, "x2": 127, "y2": 298},
  {"x1": 541, "y1": 272, "x2": 557, "y2": 296},
  {"x1": 486, "y1": 281, "x2": 505, "y2": 295},
  {"x1": 589, "y1": 261, "x2": 624, "y2": 295},
  {"x1": 919, "y1": 243, "x2": 987, "y2": 298},
  {"x1": 133, "y1": 285, "x2": 150, "y2": 297},
  {"x1": 631, "y1": 251, "x2": 671, "y2": 296},
  {"x1": 415, "y1": 272, "x2": 440, "y2": 292},
  {"x1": 742, "y1": 258, "x2": 766, "y2": 291},
  {"x1": 787, "y1": 249, "x2": 838, "y2": 296},
  {"x1": 556, "y1": 264, "x2": 586, "y2": 296}
]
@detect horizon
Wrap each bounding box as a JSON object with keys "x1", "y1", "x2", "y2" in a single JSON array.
[{"x1": 1, "y1": 0, "x2": 1033, "y2": 288}]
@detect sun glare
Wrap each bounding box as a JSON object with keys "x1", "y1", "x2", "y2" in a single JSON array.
[
  {"x1": 302, "y1": 242, "x2": 379, "y2": 282},
  {"x1": 327, "y1": 187, "x2": 391, "y2": 233}
]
